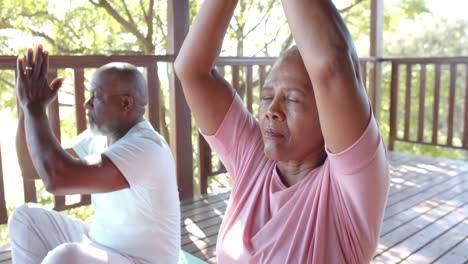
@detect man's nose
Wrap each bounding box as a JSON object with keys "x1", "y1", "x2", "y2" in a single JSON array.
[{"x1": 84, "y1": 97, "x2": 93, "y2": 109}]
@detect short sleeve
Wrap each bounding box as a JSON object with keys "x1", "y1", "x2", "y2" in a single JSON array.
[
  {"x1": 326, "y1": 112, "x2": 385, "y2": 175},
  {"x1": 326, "y1": 113, "x2": 390, "y2": 250},
  {"x1": 103, "y1": 134, "x2": 175, "y2": 189},
  {"x1": 202, "y1": 94, "x2": 264, "y2": 184}
]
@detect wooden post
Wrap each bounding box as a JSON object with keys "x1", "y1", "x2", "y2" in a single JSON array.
[
  {"x1": 370, "y1": 0, "x2": 384, "y2": 120},
  {"x1": 74, "y1": 68, "x2": 91, "y2": 206},
  {"x1": 389, "y1": 62, "x2": 399, "y2": 151},
  {"x1": 48, "y1": 70, "x2": 66, "y2": 211},
  {"x1": 0, "y1": 142, "x2": 7, "y2": 224},
  {"x1": 168, "y1": 0, "x2": 193, "y2": 199}
]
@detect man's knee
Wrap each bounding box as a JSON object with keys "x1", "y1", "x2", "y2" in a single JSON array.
[
  {"x1": 8, "y1": 203, "x2": 38, "y2": 236},
  {"x1": 42, "y1": 243, "x2": 84, "y2": 264}
]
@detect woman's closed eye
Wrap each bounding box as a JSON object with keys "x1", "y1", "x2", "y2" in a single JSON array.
[
  {"x1": 261, "y1": 95, "x2": 273, "y2": 101},
  {"x1": 287, "y1": 97, "x2": 299, "y2": 103}
]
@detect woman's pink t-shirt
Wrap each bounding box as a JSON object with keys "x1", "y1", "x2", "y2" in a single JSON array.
[{"x1": 204, "y1": 95, "x2": 390, "y2": 263}]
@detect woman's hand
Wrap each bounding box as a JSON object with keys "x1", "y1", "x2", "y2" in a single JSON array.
[{"x1": 16, "y1": 45, "x2": 64, "y2": 109}]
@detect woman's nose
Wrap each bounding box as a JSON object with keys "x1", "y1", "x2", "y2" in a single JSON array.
[{"x1": 265, "y1": 99, "x2": 285, "y2": 121}]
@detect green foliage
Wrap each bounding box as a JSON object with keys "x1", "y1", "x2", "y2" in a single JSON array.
[
  {"x1": 385, "y1": 16, "x2": 468, "y2": 56},
  {"x1": 0, "y1": 0, "x2": 166, "y2": 55}
]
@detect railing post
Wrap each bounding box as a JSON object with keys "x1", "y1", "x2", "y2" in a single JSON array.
[
  {"x1": 146, "y1": 62, "x2": 161, "y2": 133},
  {"x1": 168, "y1": 0, "x2": 193, "y2": 199},
  {"x1": 464, "y1": 65, "x2": 468, "y2": 149},
  {"x1": 198, "y1": 135, "x2": 211, "y2": 195},
  {"x1": 370, "y1": 0, "x2": 384, "y2": 120},
  {"x1": 47, "y1": 69, "x2": 66, "y2": 211},
  {"x1": 0, "y1": 142, "x2": 7, "y2": 224},
  {"x1": 389, "y1": 62, "x2": 399, "y2": 151},
  {"x1": 74, "y1": 68, "x2": 91, "y2": 206}
]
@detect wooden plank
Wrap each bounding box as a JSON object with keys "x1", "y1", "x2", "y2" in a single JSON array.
[
  {"x1": 22, "y1": 179, "x2": 37, "y2": 204},
  {"x1": 381, "y1": 183, "x2": 468, "y2": 236},
  {"x1": 401, "y1": 219, "x2": 468, "y2": 263},
  {"x1": 387, "y1": 165, "x2": 453, "y2": 199},
  {"x1": 370, "y1": 0, "x2": 384, "y2": 58},
  {"x1": 369, "y1": 0, "x2": 384, "y2": 117},
  {"x1": 182, "y1": 222, "x2": 222, "y2": 246},
  {"x1": 167, "y1": 0, "x2": 193, "y2": 200},
  {"x1": 388, "y1": 139, "x2": 466, "y2": 150},
  {"x1": 232, "y1": 65, "x2": 240, "y2": 93},
  {"x1": 464, "y1": 64, "x2": 468, "y2": 149},
  {"x1": 182, "y1": 198, "x2": 227, "y2": 220},
  {"x1": 258, "y1": 65, "x2": 266, "y2": 89},
  {"x1": 378, "y1": 189, "x2": 468, "y2": 253},
  {"x1": 386, "y1": 171, "x2": 461, "y2": 206},
  {"x1": 431, "y1": 235, "x2": 468, "y2": 263},
  {"x1": 404, "y1": 64, "x2": 412, "y2": 141},
  {"x1": 432, "y1": 64, "x2": 441, "y2": 144},
  {"x1": 47, "y1": 70, "x2": 65, "y2": 211},
  {"x1": 181, "y1": 191, "x2": 230, "y2": 209},
  {"x1": 384, "y1": 177, "x2": 466, "y2": 220},
  {"x1": 375, "y1": 202, "x2": 468, "y2": 263},
  {"x1": 0, "y1": 143, "x2": 7, "y2": 224},
  {"x1": 144, "y1": 62, "x2": 161, "y2": 133},
  {"x1": 417, "y1": 64, "x2": 426, "y2": 143},
  {"x1": 378, "y1": 57, "x2": 468, "y2": 64},
  {"x1": 182, "y1": 213, "x2": 225, "y2": 237},
  {"x1": 217, "y1": 65, "x2": 225, "y2": 77},
  {"x1": 246, "y1": 66, "x2": 253, "y2": 113},
  {"x1": 183, "y1": 233, "x2": 218, "y2": 255},
  {"x1": 73, "y1": 68, "x2": 87, "y2": 134},
  {"x1": 447, "y1": 64, "x2": 457, "y2": 146},
  {"x1": 73, "y1": 68, "x2": 92, "y2": 207},
  {"x1": 360, "y1": 62, "x2": 367, "y2": 90},
  {"x1": 0, "y1": 55, "x2": 172, "y2": 70},
  {"x1": 198, "y1": 135, "x2": 211, "y2": 195},
  {"x1": 389, "y1": 62, "x2": 399, "y2": 150}
]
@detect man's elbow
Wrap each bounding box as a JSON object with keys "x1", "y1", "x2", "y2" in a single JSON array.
[
  {"x1": 43, "y1": 178, "x2": 70, "y2": 196},
  {"x1": 39, "y1": 164, "x2": 68, "y2": 195}
]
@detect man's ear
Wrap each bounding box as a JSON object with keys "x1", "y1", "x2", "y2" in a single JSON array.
[{"x1": 121, "y1": 95, "x2": 134, "y2": 112}]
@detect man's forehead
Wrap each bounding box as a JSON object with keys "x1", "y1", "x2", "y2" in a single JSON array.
[{"x1": 91, "y1": 71, "x2": 113, "y2": 89}]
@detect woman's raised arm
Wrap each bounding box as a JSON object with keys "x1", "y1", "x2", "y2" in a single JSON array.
[
  {"x1": 281, "y1": 0, "x2": 371, "y2": 153},
  {"x1": 175, "y1": 0, "x2": 238, "y2": 135}
]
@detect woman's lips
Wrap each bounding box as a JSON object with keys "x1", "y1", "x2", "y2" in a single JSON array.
[{"x1": 264, "y1": 128, "x2": 284, "y2": 138}]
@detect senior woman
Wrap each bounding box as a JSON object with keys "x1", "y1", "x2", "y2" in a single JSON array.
[{"x1": 175, "y1": 0, "x2": 389, "y2": 263}]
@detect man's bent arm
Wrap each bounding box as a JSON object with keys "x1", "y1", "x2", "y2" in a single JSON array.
[
  {"x1": 23, "y1": 103, "x2": 129, "y2": 195},
  {"x1": 16, "y1": 109, "x2": 40, "y2": 180}
]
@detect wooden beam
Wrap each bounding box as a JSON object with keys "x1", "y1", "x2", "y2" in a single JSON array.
[
  {"x1": 168, "y1": 0, "x2": 193, "y2": 199},
  {"x1": 370, "y1": 0, "x2": 384, "y2": 120}
]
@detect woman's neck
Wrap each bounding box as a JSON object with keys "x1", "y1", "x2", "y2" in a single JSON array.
[{"x1": 276, "y1": 150, "x2": 326, "y2": 187}]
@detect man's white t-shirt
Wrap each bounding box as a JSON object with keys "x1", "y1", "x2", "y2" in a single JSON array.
[{"x1": 73, "y1": 120, "x2": 180, "y2": 264}]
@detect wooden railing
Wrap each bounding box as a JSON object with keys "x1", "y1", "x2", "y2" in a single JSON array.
[
  {"x1": 387, "y1": 57, "x2": 468, "y2": 150},
  {"x1": 0, "y1": 55, "x2": 467, "y2": 224}
]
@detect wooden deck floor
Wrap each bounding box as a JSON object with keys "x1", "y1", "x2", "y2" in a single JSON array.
[{"x1": 1, "y1": 152, "x2": 468, "y2": 263}]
